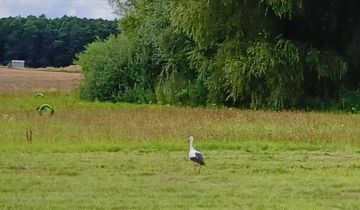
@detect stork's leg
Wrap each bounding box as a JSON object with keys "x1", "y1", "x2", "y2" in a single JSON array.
[
  {"x1": 193, "y1": 163, "x2": 201, "y2": 174},
  {"x1": 192, "y1": 164, "x2": 200, "y2": 175}
]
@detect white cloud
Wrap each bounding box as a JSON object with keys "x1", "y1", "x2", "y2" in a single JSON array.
[
  {"x1": 66, "y1": 9, "x2": 77, "y2": 17},
  {"x1": 0, "y1": 5, "x2": 10, "y2": 17},
  {"x1": 0, "y1": 0, "x2": 117, "y2": 19},
  {"x1": 17, "y1": 0, "x2": 52, "y2": 7},
  {"x1": 70, "y1": 0, "x2": 117, "y2": 19}
]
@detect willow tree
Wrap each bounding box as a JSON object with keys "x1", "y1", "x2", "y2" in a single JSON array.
[
  {"x1": 80, "y1": 0, "x2": 351, "y2": 109},
  {"x1": 170, "y1": 0, "x2": 347, "y2": 109}
]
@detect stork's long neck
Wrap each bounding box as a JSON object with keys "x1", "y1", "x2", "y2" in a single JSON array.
[{"x1": 190, "y1": 139, "x2": 194, "y2": 150}]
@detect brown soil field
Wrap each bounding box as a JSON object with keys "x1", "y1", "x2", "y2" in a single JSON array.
[{"x1": 0, "y1": 67, "x2": 83, "y2": 93}]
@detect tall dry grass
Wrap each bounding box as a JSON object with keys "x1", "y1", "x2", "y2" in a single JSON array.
[{"x1": 1, "y1": 93, "x2": 360, "y2": 145}]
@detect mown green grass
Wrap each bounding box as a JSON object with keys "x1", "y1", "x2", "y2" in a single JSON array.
[
  {"x1": 1, "y1": 93, "x2": 360, "y2": 209},
  {"x1": 2, "y1": 149, "x2": 360, "y2": 209}
]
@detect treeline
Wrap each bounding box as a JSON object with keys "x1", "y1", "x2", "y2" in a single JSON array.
[
  {"x1": 78, "y1": 0, "x2": 360, "y2": 111},
  {"x1": 0, "y1": 15, "x2": 118, "y2": 67}
]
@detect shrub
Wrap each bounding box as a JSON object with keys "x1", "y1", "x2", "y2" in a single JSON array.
[
  {"x1": 77, "y1": 34, "x2": 153, "y2": 103},
  {"x1": 332, "y1": 90, "x2": 360, "y2": 113}
]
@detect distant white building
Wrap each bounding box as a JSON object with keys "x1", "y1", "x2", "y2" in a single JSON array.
[{"x1": 10, "y1": 60, "x2": 25, "y2": 68}]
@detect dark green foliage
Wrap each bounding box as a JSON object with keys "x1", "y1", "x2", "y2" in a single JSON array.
[
  {"x1": 332, "y1": 90, "x2": 360, "y2": 113},
  {"x1": 0, "y1": 15, "x2": 118, "y2": 67},
  {"x1": 79, "y1": 0, "x2": 360, "y2": 110},
  {"x1": 77, "y1": 32, "x2": 157, "y2": 102}
]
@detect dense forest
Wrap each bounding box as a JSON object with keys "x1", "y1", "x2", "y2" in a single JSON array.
[
  {"x1": 0, "y1": 15, "x2": 118, "y2": 67},
  {"x1": 76, "y1": 0, "x2": 360, "y2": 110}
]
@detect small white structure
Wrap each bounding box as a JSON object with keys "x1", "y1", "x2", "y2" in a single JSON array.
[{"x1": 10, "y1": 60, "x2": 25, "y2": 68}]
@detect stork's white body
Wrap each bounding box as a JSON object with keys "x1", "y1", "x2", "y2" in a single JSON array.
[{"x1": 189, "y1": 147, "x2": 200, "y2": 159}]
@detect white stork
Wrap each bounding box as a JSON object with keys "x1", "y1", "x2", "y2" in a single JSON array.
[{"x1": 188, "y1": 136, "x2": 205, "y2": 173}]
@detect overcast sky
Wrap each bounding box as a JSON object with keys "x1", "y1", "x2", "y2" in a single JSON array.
[{"x1": 0, "y1": 0, "x2": 117, "y2": 20}]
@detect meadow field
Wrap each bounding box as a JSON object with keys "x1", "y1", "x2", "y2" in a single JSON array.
[
  {"x1": 0, "y1": 66, "x2": 83, "y2": 93},
  {"x1": 1, "y1": 91, "x2": 360, "y2": 209}
]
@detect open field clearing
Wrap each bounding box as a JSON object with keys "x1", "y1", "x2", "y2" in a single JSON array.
[
  {"x1": 1, "y1": 149, "x2": 360, "y2": 209},
  {"x1": 0, "y1": 67, "x2": 82, "y2": 93},
  {"x1": 1, "y1": 93, "x2": 360, "y2": 209}
]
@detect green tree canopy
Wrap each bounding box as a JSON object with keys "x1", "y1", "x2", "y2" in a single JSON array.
[
  {"x1": 78, "y1": 0, "x2": 359, "y2": 110},
  {"x1": 0, "y1": 15, "x2": 118, "y2": 67}
]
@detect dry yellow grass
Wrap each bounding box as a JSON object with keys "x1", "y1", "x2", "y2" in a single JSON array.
[
  {"x1": 1, "y1": 93, "x2": 360, "y2": 146},
  {"x1": 0, "y1": 67, "x2": 82, "y2": 93}
]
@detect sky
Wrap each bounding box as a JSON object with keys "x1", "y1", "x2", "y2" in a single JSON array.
[{"x1": 0, "y1": 0, "x2": 117, "y2": 20}]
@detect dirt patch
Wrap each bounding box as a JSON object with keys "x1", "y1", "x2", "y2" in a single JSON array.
[{"x1": 0, "y1": 67, "x2": 83, "y2": 93}]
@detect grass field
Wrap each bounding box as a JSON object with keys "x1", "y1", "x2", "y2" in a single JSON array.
[{"x1": 1, "y1": 93, "x2": 360, "y2": 209}]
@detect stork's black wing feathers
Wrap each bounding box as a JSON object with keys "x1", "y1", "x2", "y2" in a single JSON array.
[{"x1": 190, "y1": 152, "x2": 205, "y2": 166}]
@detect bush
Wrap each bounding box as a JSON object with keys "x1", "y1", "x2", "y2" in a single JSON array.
[
  {"x1": 76, "y1": 34, "x2": 153, "y2": 103},
  {"x1": 332, "y1": 90, "x2": 360, "y2": 113}
]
